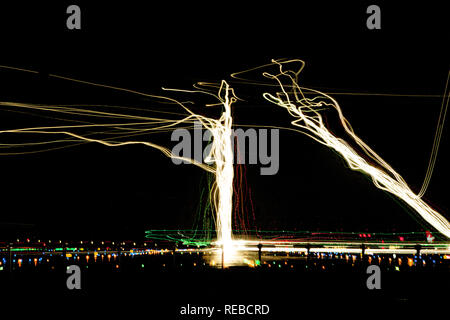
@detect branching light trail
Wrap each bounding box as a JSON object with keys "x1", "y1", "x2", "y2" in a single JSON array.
[
  {"x1": 233, "y1": 58, "x2": 450, "y2": 239},
  {"x1": 0, "y1": 67, "x2": 238, "y2": 263}
]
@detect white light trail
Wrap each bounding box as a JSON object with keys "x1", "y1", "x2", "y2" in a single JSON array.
[
  {"x1": 0, "y1": 67, "x2": 238, "y2": 263},
  {"x1": 257, "y1": 59, "x2": 450, "y2": 239}
]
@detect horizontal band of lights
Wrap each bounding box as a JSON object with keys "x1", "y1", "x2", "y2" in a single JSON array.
[{"x1": 144, "y1": 229, "x2": 448, "y2": 243}]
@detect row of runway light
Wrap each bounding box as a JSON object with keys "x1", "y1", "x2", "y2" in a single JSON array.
[{"x1": 2, "y1": 251, "x2": 447, "y2": 271}]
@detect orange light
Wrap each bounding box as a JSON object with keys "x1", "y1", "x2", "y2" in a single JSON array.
[{"x1": 407, "y1": 258, "x2": 414, "y2": 267}]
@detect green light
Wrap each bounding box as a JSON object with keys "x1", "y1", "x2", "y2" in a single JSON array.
[
  {"x1": 11, "y1": 248, "x2": 38, "y2": 252},
  {"x1": 141, "y1": 264, "x2": 144, "y2": 268},
  {"x1": 255, "y1": 259, "x2": 261, "y2": 266},
  {"x1": 55, "y1": 247, "x2": 77, "y2": 251}
]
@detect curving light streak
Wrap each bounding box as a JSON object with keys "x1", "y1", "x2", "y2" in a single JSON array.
[
  {"x1": 255, "y1": 59, "x2": 450, "y2": 239},
  {"x1": 418, "y1": 70, "x2": 450, "y2": 197}
]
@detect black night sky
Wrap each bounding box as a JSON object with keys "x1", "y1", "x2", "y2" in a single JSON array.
[{"x1": 0, "y1": 1, "x2": 449, "y2": 241}]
